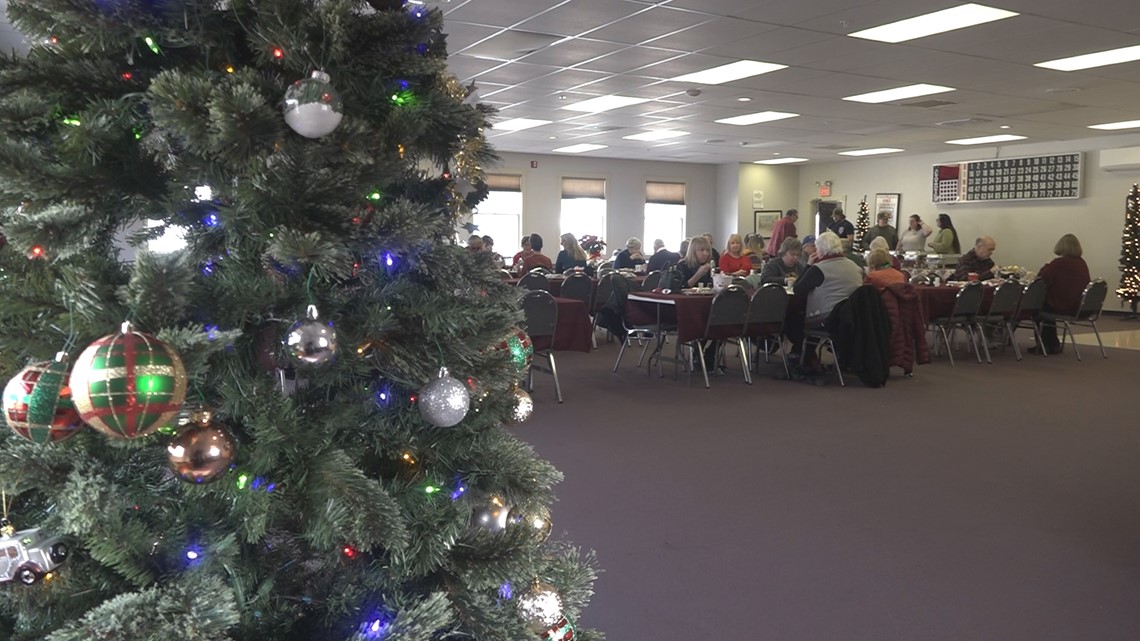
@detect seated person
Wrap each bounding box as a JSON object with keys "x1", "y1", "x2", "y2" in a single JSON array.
[
  {"x1": 867, "y1": 237, "x2": 901, "y2": 269},
  {"x1": 718, "y1": 233, "x2": 753, "y2": 276},
  {"x1": 510, "y1": 235, "x2": 532, "y2": 272},
  {"x1": 673, "y1": 236, "x2": 714, "y2": 289},
  {"x1": 646, "y1": 238, "x2": 681, "y2": 273},
  {"x1": 788, "y1": 232, "x2": 864, "y2": 370},
  {"x1": 466, "y1": 234, "x2": 484, "y2": 252},
  {"x1": 1033, "y1": 233, "x2": 1090, "y2": 355},
  {"x1": 744, "y1": 233, "x2": 765, "y2": 269},
  {"x1": 951, "y1": 236, "x2": 997, "y2": 281},
  {"x1": 520, "y1": 233, "x2": 554, "y2": 272},
  {"x1": 760, "y1": 237, "x2": 805, "y2": 285},
  {"x1": 841, "y1": 239, "x2": 866, "y2": 267},
  {"x1": 554, "y1": 233, "x2": 588, "y2": 273},
  {"x1": 798, "y1": 234, "x2": 818, "y2": 269},
  {"x1": 864, "y1": 249, "x2": 906, "y2": 290},
  {"x1": 614, "y1": 237, "x2": 647, "y2": 269}
]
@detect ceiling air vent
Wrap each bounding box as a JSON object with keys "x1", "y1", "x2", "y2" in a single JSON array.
[
  {"x1": 462, "y1": 30, "x2": 564, "y2": 61},
  {"x1": 815, "y1": 144, "x2": 852, "y2": 150},
  {"x1": 902, "y1": 99, "x2": 957, "y2": 108},
  {"x1": 936, "y1": 117, "x2": 992, "y2": 127}
]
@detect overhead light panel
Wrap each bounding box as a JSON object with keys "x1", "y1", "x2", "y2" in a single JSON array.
[
  {"x1": 945, "y1": 134, "x2": 1027, "y2": 145},
  {"x1": 848, "y1": 4, "x2": 1018, "y2": 43},
  {"x1": 553, "y1": 143, "x2": 608, "y2": 153},
  {"x1": 838, "y1": 148, "x2": 905, "y2": 156},
  {"x1": 1089, "y1": 119, "x2": 1140, "y2": 130},
  {"x1": 754, "y1": 157, "x2": 809, "y2": 164},
  {"x1": 1036, "y1": 44, "x2": 1140, "y2": 71},
  {"x1": 495, "y1": 117, "x2": 553, "y2": 131},
  {"x1": 670, "y1": 60, "x2": 788, "y2": 85},
  {"x1": 623, "y1": 130, "x2": 689, "y2": 141},
  {"x1": 844, "y1": 84, "x2": 955, "y2": 104},
  {"x1": 562, "y1": 95, "x2": 649, "y2": 113},
  {"x1": 715, "y1": 111, "x2": 799, "y2": 126}
]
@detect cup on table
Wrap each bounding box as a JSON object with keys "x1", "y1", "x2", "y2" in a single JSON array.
[
  {"x1": 635, "y1": 263, "x2": 646, "y2": 274},
  {"x1": 967, "y1": 272, "x2": 979, "y2": 282},
  {"x1": 785, "y1": 274, "x2": 797, "y2": 287}
]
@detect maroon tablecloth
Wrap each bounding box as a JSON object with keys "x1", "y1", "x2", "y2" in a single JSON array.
[
  {"x1": 914, "y1": 284, "x2": 996, "y2": 323},
  {"x1": 627, "y1": 292, "x2": 714, "y2": 343}
]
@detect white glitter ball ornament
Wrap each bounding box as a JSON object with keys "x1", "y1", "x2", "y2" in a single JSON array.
[
  {"x1": 417, "y1": 367, "x2": 469, "y2": 427},
  {"x1": 283, "y1": 70, "x2": 344, "y2": 138},
  {"x1": 517, "y1": 581, "x2": 562, "y2": 633}
]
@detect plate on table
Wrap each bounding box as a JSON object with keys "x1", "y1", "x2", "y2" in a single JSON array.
[{"x1": 681, "y1": 288, "x2": 713, "y2": 295}]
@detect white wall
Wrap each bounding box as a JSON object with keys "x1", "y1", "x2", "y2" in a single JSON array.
[
  {"x1": 494, "y1": 152, "x2": 718, "y2": 254},
  {"x1": 736, "y1": 163, "x2": 801, "y2": 235},
  {"x1": 797, "y1": 134, "x2": 1140, "y2": 307}
]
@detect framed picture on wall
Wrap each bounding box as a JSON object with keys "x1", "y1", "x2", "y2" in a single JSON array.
[
  {"x1": 754, "y1": 210, "x2": 783, "y2": 240},
  {"x1": 875, "y1": 193, "x2": 902, "y2": 232}
]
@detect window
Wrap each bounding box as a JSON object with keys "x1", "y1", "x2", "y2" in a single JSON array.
[
  {"x1": 644, "y1": 181, "x2": 686, "y2": 253},
  {"x1": 560, "y1": 177, "x2": 606, "y2": 243},
  {"x1": 471, "y1": 174, "x2": 522, "y2": 255}
]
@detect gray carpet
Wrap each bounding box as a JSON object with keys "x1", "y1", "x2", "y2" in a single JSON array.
[{"x1": 518, "y1": 322, "x2": 1140, "y2": 641}]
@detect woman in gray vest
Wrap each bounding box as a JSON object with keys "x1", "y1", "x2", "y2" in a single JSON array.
[{"x1": 787, "y1": 231, "x2": 864, "y2": 371}]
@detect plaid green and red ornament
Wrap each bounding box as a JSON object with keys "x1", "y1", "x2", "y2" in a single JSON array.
[
  {"x1": 499, "y1": 326, "x2": 532, "y2": 375},
  {"x1": 2, "y1": 354, "x2": 84, "y2": 444},
  {"x1": 69, "y1": 322, "x2": 188, "y2": 439}
]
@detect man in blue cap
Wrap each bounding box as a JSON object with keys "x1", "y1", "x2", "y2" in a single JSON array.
[{"x1": 798, "y1": 234, "x2": 817, "y2": 270}]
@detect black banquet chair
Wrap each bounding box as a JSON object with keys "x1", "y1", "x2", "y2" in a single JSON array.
[
  {"x1": 520, "y1": 289, "x2": 562, "y2": 403},
  {"x1": 1038, "y1": 278, "x2": 1109, "y2": 360},
  {"x1": 928, "y1": 281, "x2": 986, "y2": 366},
  {"x1": 517, "y1": 270, "x2": 549, "y2": 291}
]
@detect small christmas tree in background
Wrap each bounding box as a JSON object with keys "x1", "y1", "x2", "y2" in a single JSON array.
[
  {"x1": 854, "y1": 196, "x2": 870, "y2": 249},
  {"x1": 1118, "y1": 184, "x2": 1140, "y2": 319},
  {"x1": 0, "y1": 0, "x2": 599, "y2": 639}
]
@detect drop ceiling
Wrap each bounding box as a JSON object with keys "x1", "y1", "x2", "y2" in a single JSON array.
[{"x1": 428, "y1": 0, "x2": 1140, "y2": 164}]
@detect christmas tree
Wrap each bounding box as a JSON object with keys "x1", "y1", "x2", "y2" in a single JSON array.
[
  {"x1": 1118, "y1": 184, "x2": 1140, "y2": 319},
  {"x1": 853, "y1": 196, "x2": 870, "y2": 249},
  {"x1": 0, "y1": 0, "x2": 598, "y2": 639}
]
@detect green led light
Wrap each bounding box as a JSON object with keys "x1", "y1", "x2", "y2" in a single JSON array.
[
  {"x1": 236, "y1": 474, "x2": 249, "y2": 490},
  {"x1": 144, "y1": 36, "x2": 161, "y2": 55},
  {"x1": 61, "y1": 117, "x2": 81, "y2": 127},
  {"x1": 389, "y1": 90, "x2": 415, "y2": 106},
  {"x1": 424, "y1": 485, "x2": 439, "y2": 494},
  {"x1": 368, "y1": 191, "x2": 382, "y2": 201}
]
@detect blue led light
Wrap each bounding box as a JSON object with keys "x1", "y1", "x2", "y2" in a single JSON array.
[
  {"x1": 383, "y1": 252, "x2": 395, "y2": 268},
  {"x1": 499, "y1": 582, "x2": 513, "y2": 600},
  {"x1": 205, "y1": 325, "x2": 219, "y2": 341},
  {"x1": 449, "y1": 483, "x2": 467, "y2": 501},
  {"x1": 201, "y1": 260, "x2": 216, "y2": 276},
  {"x1": 202, "y1": 212, "x2": 219, "y2": 227},
  {"x1": 398, "y1": 79, "x2": 410, "y2": 90},
  {"x1": 361, "y1": 613, "x2": 391, "y2": 639}
]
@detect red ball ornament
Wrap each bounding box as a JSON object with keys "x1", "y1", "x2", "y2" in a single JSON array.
[
  {"x1": 69, "y1": 322, "x2": 188, "y2": 439},
  {"x1": 2, "y1": 355, "x2": 84, "y2": 444}
]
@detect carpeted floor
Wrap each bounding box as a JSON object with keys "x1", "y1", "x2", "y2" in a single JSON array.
[{"x1": 517, "y1": 316, "x2": 1140, "y2": 641}]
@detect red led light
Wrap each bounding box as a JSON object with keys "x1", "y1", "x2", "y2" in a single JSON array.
[
  {"x1": 342, "y1": 545, "x2": 357, "y2": 559},
  {"x1": 272, "y1": 47, "x2": 284, "y2": 59},
  {"x1": 28, "y1": 245, "x2": 44, "y2": 258},
  {"x1": 121, "y1": 72, "x2": 133, "y2": 80}
]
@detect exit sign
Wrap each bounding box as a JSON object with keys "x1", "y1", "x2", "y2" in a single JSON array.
[{"x1": 819, "y1": 184, "x2": 831, "y2": 197}]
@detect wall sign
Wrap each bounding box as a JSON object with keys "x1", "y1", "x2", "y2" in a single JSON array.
[{"x1": 932, "y1": 153, "x2": 1082, "y2": 203}]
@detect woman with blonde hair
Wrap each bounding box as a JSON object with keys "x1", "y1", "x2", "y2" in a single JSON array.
[
  {"x1": 718, "y1": 233, "x2": 752, "y2": 276},
  {"x1": 1033, "y1": 233, "x2": 1090, "y2": 355},
  {"x1": 675, "y1": 235, "x2": 714, "y2": 289},
  {"x1": 554, "y1": 232, "x2": 588, "y2": 273},
  {"x1": 864, "y1": 248, "x2": 905, "y2": 290}
]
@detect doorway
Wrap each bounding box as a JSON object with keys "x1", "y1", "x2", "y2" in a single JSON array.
[{"x1": 811, "y1": 199, "x2": 840, "y2": 236}]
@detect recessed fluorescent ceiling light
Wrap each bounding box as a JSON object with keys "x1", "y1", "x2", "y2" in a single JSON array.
[
  {"x1": 623, "y1": 130, "x2": 689, "y2": 141},
  {"x1": 848, "y1": 3, "x2": 1018, "y2": 44},
  {"x1": 1089, "y1": 119, "x2": 1140, "y2": 130},
  {"x1": 715, "y1": 111, "x2": 799, "y2": 125},
  {"x1": 754, "y1": 157, "x2": 809, "y2": 164},
  {"x1": 495, "y1": 117, "x2": 553, "y2": 131},
  {"x1": 1036, "y1": 44, "x2": 1140, "y2": 71},
  {"x1": 670, "y1": 60, "x2": 788, "y2": 85},
  {"x1": 843, "y1": 84, "x2": 955, "y2": 104},
  {"x1": 945, "y1": 134, "x2": 1027, "y2": 145},
  {"x1": 562, "y1": 95, "x2": 649, "y2": 113},
  {"x1": 553, "y1": 143, "x2": 608, "y2": 153},
  {"x1": 838, "y1": 148, "x2": 905, "y2": 156}
]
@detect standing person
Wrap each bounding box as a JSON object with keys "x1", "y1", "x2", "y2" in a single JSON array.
[
  {"x1": 897, "y1": 214, "x2": 932, "y2": 252},
  {"x1": 927, "y1": 213, "x2": 961, "y2": 254},
  {"x1": 614, "y1": 237, "x2": 647, "y2": 269},
  {"x1": 951, "y1": 236, "x2": 997, "y2": 281},
  {"x1": 765, "y1": 209, "x2": 799, "y2": 257},
  {"x1": 511, "y1": 235, "x2": 532, "y2": 272},
  {"x1": 1033, "y1": 234, "x2": 1090, "y2": 355},
  {"x1": 862, "y1": 212, "x2": 898, "y2": 250},
  {"x1": 760, "y1": 237, "x2": 805, "y2": 285},
  {"x1": 646, "y1": 238, "x2": 681, "y2": 273},
  {"x1": 718, "y1": 233, "x2": 752, "y2": 276},
  {"x1": 828, "y1": 208, "x2": 855, "y2": 239},
  {"x1": 554, "y1": 233, "x2": 588, "y2": 273},
  {"x1": 520, "y1": 233, "x2": 553, "y2": 272}
]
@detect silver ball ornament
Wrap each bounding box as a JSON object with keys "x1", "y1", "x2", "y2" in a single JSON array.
[
  {"x1": 517, "y1": 581, "x2": 562, "y2": 633},
  {"x1": 508, "y1": 387, "x2": 533, "y2": 424},
  {"x1": 417, "y1": 367, "x2": 469, "y2": 427},
  {"x1": 283, "y1": 71, "x2": 344, "y2": 138},
  {"x1": 471, "y1": 495, "x2": 510, "y2": 533},
  {"x1": 286, "y1": 305, "x2": 338, "y2": 367}
]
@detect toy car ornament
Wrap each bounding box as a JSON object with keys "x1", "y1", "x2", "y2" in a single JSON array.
[{"x1": 0, "y1": 518, "x2": 69, "y2": 585}]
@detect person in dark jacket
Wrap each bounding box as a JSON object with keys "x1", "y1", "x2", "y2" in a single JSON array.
[
  {"x1": 1033, "y1": 233, "x2": 1090, "y2": 355},
  {"x1": 646, "y1": 239, "x2": 681, "y2": 273},
  {"x1": 951, "y1": 236, "x2": 997, "y2": 281}
]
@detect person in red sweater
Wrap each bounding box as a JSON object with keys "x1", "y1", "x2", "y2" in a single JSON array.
[
  {"x1": 1034, "y1": 233, "x2": 1090, "y2": 354},
  {"x1": 718, "y1": 233, "x2": 752, "y2": 276},
  {"x1": 520, "y1": 233, "x2": 554, "y2": 272},
  {"x1": 765, "y1": 209, "x2": 798, "y2": 257}
]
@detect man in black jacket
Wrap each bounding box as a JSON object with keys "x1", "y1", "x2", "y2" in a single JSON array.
[{"x1": 646, "y1": 239, "x2": 681, "y2": 273}]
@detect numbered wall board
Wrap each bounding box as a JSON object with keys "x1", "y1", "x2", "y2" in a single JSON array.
[{"x1": 931, "y1": 153, "x2": 1082, "y2": 203}]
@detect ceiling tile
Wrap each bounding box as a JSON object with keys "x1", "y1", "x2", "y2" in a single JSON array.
[
  {"x1": 444, "y1": 0, "x2": 569, "y2": 28},
  {"x1": 516, "y1": 0, "x2": 649, "y2": 37},
  {"x1": 518, "y1": 37, "x2": 627, "y2": 67},
  {"x1": 577, "y1": 46, "x2": 688, "y2": 73},
  {"x1": 644, "y1": 16, "x2": 776, "y2": 52},
  {"x1": 587, "y1": 6, "x2": 719, "y2": 46}
]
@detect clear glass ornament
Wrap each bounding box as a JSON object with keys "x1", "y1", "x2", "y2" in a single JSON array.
[
  {"x1": 286, "y1": 305, "x2": 338, "y2": 366},
  {"x1": 283, "y1": 70, "x2": 344, "y2": 138},
  {"x1": 517, "y1": 581, "x2": 562, "y2": 633}
]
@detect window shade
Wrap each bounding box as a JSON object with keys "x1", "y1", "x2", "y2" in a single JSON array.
[
  {"x1": 485, "y1": 174, "x2": 522, "y2": 192},
  {"x1": 645, "y1": 181, "x2": 686, "y2": 205},
  {"x1": 561, "y1": 177, "x2": 606, "y2": 199}
]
